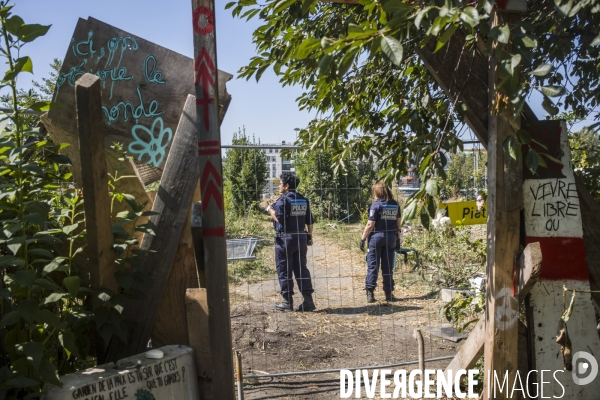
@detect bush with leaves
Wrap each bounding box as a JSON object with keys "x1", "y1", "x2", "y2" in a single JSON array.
[
  {"x1": 222, "y1": 128, "x2": 268, "y2": 217},
  {"x1": 294, "y1": 147, "x2": 377, "y2": 222},
  {"x1": 402, "y1": 224, "x2": 486, "y2": 288},
  {"x1": 0, "y1": 7, "x2": 151, "y2": 398},
  {"x1": 570, "y1": 127, "x2": 600, "y2": 203},
  {"x1": 229, "y1": 0, "x2": 600, "y2": 225}
]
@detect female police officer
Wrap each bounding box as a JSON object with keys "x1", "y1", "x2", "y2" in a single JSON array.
[
  {"x1": 266, "y1": 173, "x2": 316, "y2": 312},
  {"x1": 360, "y1": 182, "x2": 401, "y2": 303}
]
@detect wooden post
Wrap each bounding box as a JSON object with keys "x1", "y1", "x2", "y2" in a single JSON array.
[
  {"x1": 414, "y1": 329, "x2": 425, "y2": 373},
  {"x1": 151, "y1": 182, "x2": 201, "y2": 348},
  {"x1": 105, "y1": 95, "x2": 201, "y2": 361},
  {"x1": 75, "y1": 73, "x2": 116, "y2": 293},
  {"x1": 76, "y1": 73, "x2": 116, "y2": 364},
  {"x1": 191, "y1": 202, "x2": 206, "y2": 287},
  {"x1": 191, "y1": 1, "x2": 234, "y2": 398},
  {"x1": 483, "y1": 10, "x2": 522, "y2": 399},
  {"x1": 186, "y1": 289, "x2": 212, "y2": 377},
  {"x1": 444, "y1": 242, "x2": 541, "y2": 387}
]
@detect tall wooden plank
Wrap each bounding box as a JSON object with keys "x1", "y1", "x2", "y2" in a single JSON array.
[
  {"x1": 483, "y1": 10, "x2": 521, "y2": 400},
  {"x1": 151, "y1": 183, "x2": 201, "y2": 348},
  {"x1": 105, "y1": 95, "x2": 200, "y2": 361},
  {"x1": 185, "y1": 288, "x2": 212, "y2": 378},
  {"x1": 191, "y1": 2, "x2": 235, "y2": 398},
  {"x1": 75, "y1": 73, "x2": 116, "y2": 292}
]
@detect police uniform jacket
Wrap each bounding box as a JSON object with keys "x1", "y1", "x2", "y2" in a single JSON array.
[
  {"x1": 368, "y1": 199, "x2": 400, "y2": 233},
  {"x1": 273, "y1": 191, "x2": 314, "y2": 234}
]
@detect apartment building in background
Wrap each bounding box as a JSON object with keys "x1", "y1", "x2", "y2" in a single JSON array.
[{"x1": 264, "y1": 141, "x2": 294, "y2": 196}]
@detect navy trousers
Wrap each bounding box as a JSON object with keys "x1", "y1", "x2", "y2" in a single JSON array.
[
  {"x1": 365, "y1": 232, "x2": 396, "y2": 292},
  {"x1": 275, "y1": 234, "x2": 314, "y2": 297}
]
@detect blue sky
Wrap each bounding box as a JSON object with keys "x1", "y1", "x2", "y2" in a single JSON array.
[
  {"x1": 15, "y1": 0, "x2": 315, "y2": 145},
  {"x1": 13, "y1": 1, "x2": 591, "y2": 147}
]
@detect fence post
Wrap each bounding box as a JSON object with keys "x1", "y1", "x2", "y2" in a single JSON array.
[
  {"x1": 483, "y1": 10, "x2": 523, "y2": 399},
  {"x1": 75, "y1": 73, "x2": 116, "y2": 292},
  {"x1": 191, "y1": 1, "x2": 235, "y2": 398},
  {"x1": 75, "y1": 73, "x2": 116, "y2": 363}
]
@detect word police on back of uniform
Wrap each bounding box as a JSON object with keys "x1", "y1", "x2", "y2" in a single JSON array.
[
  {"x1": 290, "y1": 199, "x2": 308, "y2": 217},
  {"x1": 381, "y1": 205, "x2": 399, "y2": 220}
]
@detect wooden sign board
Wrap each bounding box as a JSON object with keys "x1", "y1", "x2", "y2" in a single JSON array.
[
  {"x1": 48, "y1": 17, "x2": 232, "y2": 173},
  {"x1": 524, "y1": 121, "x2": 600, "y2": 398},
  {"x1": 439, "y1": 200, "x2": 487, "y2": 225}
]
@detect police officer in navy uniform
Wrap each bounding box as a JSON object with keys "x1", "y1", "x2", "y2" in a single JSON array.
[
  {"x1": 266, "y1": 173, "x2": 316, "y2": 312},
  {"x1": 360, "y1": 181, "x2": 401, "y2": 303}
]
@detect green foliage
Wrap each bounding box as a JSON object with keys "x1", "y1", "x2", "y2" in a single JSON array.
[
  {"x1": 230, "y1": 0, "x2": 600, "y2": 223},
  {"x1": 439, "y1": 152, "x2": 487, "y2": 200},
  {"x1": 222, "y1": 127, "x2": 268, "y2": 216},
  {"x1": 441, "y1": 291, "x2": 484, "y2": 333},
  {"x1": 228, "y1": 257, "x2": 275, "y2": 285},
  {"x1": 570, "y1": 127, "x2": 600, "y2": 203},
  {"x1": 0, "y1": 7, "x2": 150, "y2": 397},
  {"x1": 225, "y1": 208, "x2": 272, "y2": 239},
  {"x1": 402, "y1": 225, "x2": 486, "y2": 288},
  {"x1": 294, "y1": 147, "x2": 377, "y2": 222}
]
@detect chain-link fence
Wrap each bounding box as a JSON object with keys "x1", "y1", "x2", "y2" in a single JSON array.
[{"x1": 224, "y1": 145, "x2": 464, "y2": 398}]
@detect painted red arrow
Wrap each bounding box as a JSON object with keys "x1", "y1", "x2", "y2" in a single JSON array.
[
  {"x1": 202, "y1": 180, "x2": 223, "y2": 212},
  {"x1": 201, "y1": 161, "x2": 223, "y2": 212},
  {"x1": 194, "y1": 47, "x2": 215, "y2": 90},
  {"x1": 201, "y1": 160, "x2": 222, "y2": 186},
  {"x1": 194, "y1": 47, "x2": 216, "y2": 130}
]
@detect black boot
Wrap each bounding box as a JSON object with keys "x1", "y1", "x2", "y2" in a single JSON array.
[
  {"x1": 366, "y1": 289, "x2": 376, "y2": 303},
  {"x1": 385, "y1": 291, "x2": 396, "y2": 302},
  {"x1": 274, "y1": 294, "x2": 293, "y2": 312},
  {"x1": 295, "y1": 293, "x2": 316, "y2": 312}
]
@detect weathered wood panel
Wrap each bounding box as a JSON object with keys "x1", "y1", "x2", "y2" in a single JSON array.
[
  {"x1": 483, "y1": 12, "x2": 521, "y2": 400},
  {"x1": 577, "y1": 175, "x2": 600, "y2": 312},
  {"x1": 105, "y1": 95, "x2": 201, "y2": 361},
  {"x1": 151, "y1": 182, "x2": 201, "y2": 348},
  {"x1": 48, "y1": 17, "x2": 231, "y2": 175},
  {"x1": 185, "y1": 288, "x2": 212, "y2": 378},
  {"x1": 525, "y1": 121, "x2": 600, "y2": 398}
]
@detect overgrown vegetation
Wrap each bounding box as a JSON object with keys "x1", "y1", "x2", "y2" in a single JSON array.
[
  {"x1": 294, "y1": 149, "x2": 377, "y2": 222},
  {"x1": 439, "y1": 151, "x2": 487, "y2": 200},
  {"x1": 0, "y1": 8, "x2": 151, "y2": 397},
  {"x1": 570, "y1": 126, "x2": 600, "y2": 203},
  {"x1": 230, "y1": 0, "x2": 600, "y2": 228},
  {"x1": 403, "y1": 224, "x2": 486, "y2": 289},
  {"x1": 223, "y1": 127, "x2": 268, "y2": 217}
]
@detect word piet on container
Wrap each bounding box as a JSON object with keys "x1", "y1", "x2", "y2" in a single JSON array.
[{"x1": 339, "y1": 369, "x2": 479, "y2": 399}]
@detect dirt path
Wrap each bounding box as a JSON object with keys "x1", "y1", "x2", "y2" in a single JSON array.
[{"x1": 229, "y1": 228, "x2": 461, "y2": 399}]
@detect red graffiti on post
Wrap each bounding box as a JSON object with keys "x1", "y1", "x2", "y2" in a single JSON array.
[
  {"x1": 192, "y1": 6, "x2": 214, "y2": 36},
  {"x1": 197, "y1": 140, "x2": 220, "y2": 156},
  {"x1": 201, "y1": 160, "x2": 223, "y2": 213},
  {"x1": 194, "y1": 47, "x2": 216, "y2": 131}
]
